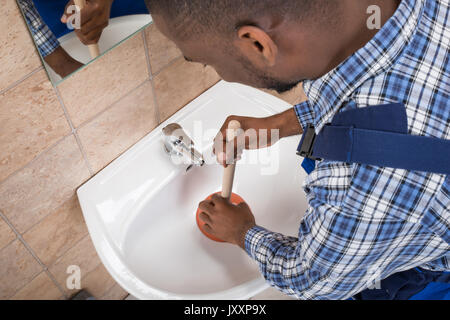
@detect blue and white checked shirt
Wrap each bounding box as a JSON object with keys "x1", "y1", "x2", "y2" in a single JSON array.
[
  {"x1": 17, "y1": 0, "x2": 60, "y2": 57},
  {"x1": 245, "y1": 0, "x2": 449, "y2": 299}
]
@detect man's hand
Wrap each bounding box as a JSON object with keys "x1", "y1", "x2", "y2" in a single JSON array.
[
  {"x1": 213, "y1": 108, "x2": 303, "y2": 167},
  {"x1": 198, "y1": 194, "x2": 256, "y2": 249},
  {"x1": 213, "y1": 115, "x2": 278, "y2": 168},
  {"x1": 61, "y1": 0, "x2": 114, "y2": 45}
]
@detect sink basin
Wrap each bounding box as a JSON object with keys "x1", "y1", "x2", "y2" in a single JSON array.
[
  {"x1": 46, "y1": 14, "x2": 152, "y2": 84},
  {"x1": 77, "y1": 81, "x2": 308, "y2": 299}
]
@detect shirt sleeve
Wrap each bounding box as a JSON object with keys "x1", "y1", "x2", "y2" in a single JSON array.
[
  {"x1": 244, "y1": 225, "x2": 325, "y2": 299},
  {"x1": 244, "y1": 199, "x2": 449, "y2": 299},
  {"x1": 17, "y1": 0, "x2": 60, "y2": 58},
  {"x1": 293, "y1": 100, "x2": 315, "y2": 131}
]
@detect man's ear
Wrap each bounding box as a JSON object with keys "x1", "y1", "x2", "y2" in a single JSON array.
[{"x1": 235, "y1": 25, "x2": 278, "y2": 67}]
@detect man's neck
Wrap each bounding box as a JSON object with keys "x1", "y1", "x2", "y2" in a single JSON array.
[{"x1": 326, "y1": 0, "x2": 401, "y2": 73}]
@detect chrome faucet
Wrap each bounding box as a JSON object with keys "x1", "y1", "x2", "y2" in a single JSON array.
[{"x1": 162, "y1": 123, "x2": 205, "y2": 170}]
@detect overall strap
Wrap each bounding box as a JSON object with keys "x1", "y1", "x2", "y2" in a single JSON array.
[{"x1": 297, "y1": 103, "x2": 450, "y2": 175}]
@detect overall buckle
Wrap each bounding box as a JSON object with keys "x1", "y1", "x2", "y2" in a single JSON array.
[{"x1": 296, "y1": 124, "x2": 321, "y2": 160}]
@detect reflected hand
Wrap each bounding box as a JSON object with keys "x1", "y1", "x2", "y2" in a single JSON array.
[
  {"x1": 198, "y1": 194, "x2": 256, "y2": 249},
  {"x1": 61, "y1": 0, "x2": 114, "y2": 45}
]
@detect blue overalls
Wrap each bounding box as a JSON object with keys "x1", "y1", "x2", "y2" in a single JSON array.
[{"x1": 297, "y1": 103, "x2": 450, "y2": 300}]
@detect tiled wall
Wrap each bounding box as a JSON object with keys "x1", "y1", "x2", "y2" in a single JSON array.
[{"x1": 0, "y1": 1, "x2": 306, "y2": 300}]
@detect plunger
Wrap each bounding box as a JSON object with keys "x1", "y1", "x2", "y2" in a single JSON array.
[{"x1": 196, "y1": 120, "x2": 247, "y2": 242}]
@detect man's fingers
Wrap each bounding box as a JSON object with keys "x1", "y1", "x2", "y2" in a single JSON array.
[
  {"x1": 214, "y1": 135, "x2": 245, "y2": 166},
  {"x1": 75, "y1": 23, "x2": 106, "y2": 44},
  {"x1": 211, "y1": 193, "x2": 227, "y2": 206},
  {"x1": 79, "y1": 7, "x2": 96, "y2": 26},
  {"x1": 198, "y1": 200, "x2": 215, "y2": 214},
  {"x1": 82, "y1": 22, "x2": 108, "y2": 40},
  {"x1": 61, "y1": 0, "x2": 74, "y2": 23},
  {"x1": 63, "y1": 3, "x2": 95, "y2": 26},
  {"x1": 202, "y1": 223, "x2": 215, "y2": 235},
  {"x1": 79, "y1": 16, "x2": 102, "y2": 35},
  {"x1": 238, "y1": 201, "x2": 250, "y2": 211},
  {"x1": 198, "y1": 212, "x2": 212, "y2": 225}
]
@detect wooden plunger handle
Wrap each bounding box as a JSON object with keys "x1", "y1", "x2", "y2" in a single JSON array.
[
  {"x1": 74, "y1": 0, "x2": 101, "y2": 58},
  {"x1": 221, "y1": 120, "x2": 241, "y2": 200}
]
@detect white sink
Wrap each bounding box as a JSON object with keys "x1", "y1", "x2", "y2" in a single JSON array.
[
  {"x1": 46, "y1": 14, "x2": 152, "y2": 84},
  {"x1": 77, "y1": 81, "x2": 308, "y2": 299}
]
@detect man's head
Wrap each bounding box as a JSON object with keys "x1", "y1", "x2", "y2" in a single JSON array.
[{"x1": 145, "y1": 0, "x2": 346, "y2": 93}]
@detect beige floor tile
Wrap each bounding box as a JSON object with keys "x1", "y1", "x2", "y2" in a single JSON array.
[
  {"x1": 0, "y1": 69, "x2": 70, "y2": 182},
  {"x1": 145, "y1": 24, "x2": 182, "y2": 75},
  {"x1": 0, "y1": 216, "x2": 16, "y2": 251},
  {"x1": 0, "y1": 1, "x2": 42, "y2": 92},
  {"x1": 0, "y1": 239, "x2": 42, "y2": 299},
  {"x1": 58, "y1": 32, "x2": 149, "y2": 127},
  {"x1": 101, "y1": 283, "x2": 129, "y2": 300},
  {"x1": 10, "y1": 271, "x2": 63, "y2": 300},
  {"x1": 23, "y1": 195, "x2": 88, "y2": 266},
  {"x1": 0, "y1": 135, "x2": 91, "y2": 233},
  {"x1": 78, "y1": 81, "x2": 158, "y2": 173},
  {"x1": 48, "y1": 235, "x2": 101, "y2": 294},
  {"x1": 154, "y1": 58, "x2": 220, "y2": 122}
]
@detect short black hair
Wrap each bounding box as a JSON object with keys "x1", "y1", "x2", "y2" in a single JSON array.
[{"x1": 145, "y1": 0, "x2": 333, "y2": 38}]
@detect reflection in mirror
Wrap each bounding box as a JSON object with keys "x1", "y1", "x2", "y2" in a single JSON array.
[{"x1": 17, "y1": 0, "x2": 152, "y2": 85}]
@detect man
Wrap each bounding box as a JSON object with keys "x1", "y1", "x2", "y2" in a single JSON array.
[
  {"x1": 145, "y1": 0, "x2": 449, "y2": 299},
  {"x1": 18, "y1": 0, "x2": 83, "y2": 77},
  {"x1": 18, "y1": 0, "x2": 115, "y2": 77}
]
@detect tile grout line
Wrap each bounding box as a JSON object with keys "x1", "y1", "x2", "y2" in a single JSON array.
[
  {"x1": 150, "y1": 79, "x2": 161, "y2": 124},
  {"x1": 0, "y1": 131, "x2": 74, "y2": 189},
  {"x1": 1, "y1": 188, "x2": 79, "y2": 237},
  {"x1": 53, "y1": 86, "x2": 76, "y2": 132},
  {"x1": 141, "y1": 28, "x2": 154, "y2": 79},
  {"x1": 152, "y1": 55, "x2": 184, "y2": 78},
  {"x1": 141, "y1": 29, "x2": 161, "y2": 124},
  {"x1": 0, "y1": 75, "x2": 151, "y2": 190},
  {"x1": 53, "y1": 86, "x2": 95, "y2": 176},
  {"x1": 101, "y1": 283, "x2": 129, "y2": 300},
  {"x1": 77, "y1": 79, "x2": 153, "y2": 131},
  {"x1": 0, "y1": 210, "x2": 67, "y2": 299},
  {"x1": 0, "y1": 66, "x2": 44, "y2": 96},
  {"x1": 67, "y1": 76, "x2": 152, "y2": 130},
  {"x1": 73, "y1": 132, "x2": 94, "y2": 176},
  {"x1": 44, "y1": 233, "x2": 99, "y2": 300}
]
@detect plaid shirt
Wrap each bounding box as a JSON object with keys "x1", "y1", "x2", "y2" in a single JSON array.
[
  {"x1": 17, "y1": 0, "x2": 60, "y2": 57},
  {"x1": 245, "y1": 0, "x2": 449, "y2": 299}
]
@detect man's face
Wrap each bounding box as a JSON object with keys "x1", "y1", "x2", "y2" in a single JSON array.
[{"x1": 153, "y1": 15, "x2": 306, "y2": 94}]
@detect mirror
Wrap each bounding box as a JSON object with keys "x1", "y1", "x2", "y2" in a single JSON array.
[{"x1": 17, "y1": 0, "x2": 152, "y2": 85}]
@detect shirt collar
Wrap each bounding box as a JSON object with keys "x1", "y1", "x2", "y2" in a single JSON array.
[{"x1": 301, "y1": 0, "x2": 425, "y2": 134}]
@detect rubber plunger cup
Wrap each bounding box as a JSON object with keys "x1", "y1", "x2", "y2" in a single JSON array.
[{"x1": 196, "y1": 120, "x2": 244, "y2": 242}]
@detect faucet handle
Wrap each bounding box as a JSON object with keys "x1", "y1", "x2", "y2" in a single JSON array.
[
  {"x1": 162, "y1": 123, "x2": 204, "y2": 169},
  {"x1": 163, "y1": 123, "x2": 195, "y2": 147}
]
